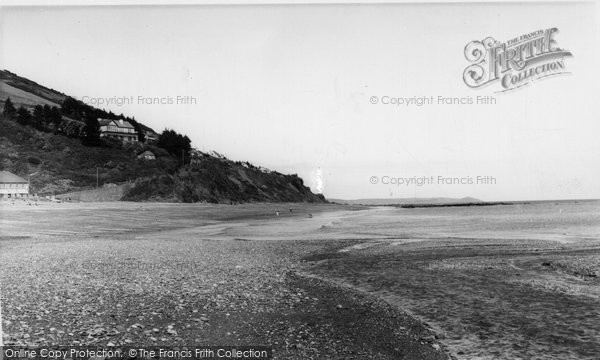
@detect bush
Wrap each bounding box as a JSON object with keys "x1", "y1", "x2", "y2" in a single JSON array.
[{"x1": 27, "y1": 156, "x2": 41, "y2": 165}]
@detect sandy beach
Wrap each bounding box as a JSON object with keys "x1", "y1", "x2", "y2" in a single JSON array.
[{"x1": 1, "y1": 199, "x2": 599, "y2": 359}]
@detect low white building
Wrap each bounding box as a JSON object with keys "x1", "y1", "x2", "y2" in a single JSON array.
[{"x1": 0, "y1": 171, "x2": 29, "y2": 198}]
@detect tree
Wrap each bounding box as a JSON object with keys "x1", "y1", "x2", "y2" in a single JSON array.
[
  {"x1": 61, "y1": 96, "x2": 80, "y2": 119},
  {"x1": 32, "y1": 105, "x2": 45, "y2": 130},
  {"x1": 157, "y1": 129, "x2": 191, "y2": 163},
  {"x1": 3, "y1": 97, "x2": 16, "y2": 119},
  {"x1": 82, "y1": 115, "x2": 101, "y2": 146},
  {"x1": 50, "y1": 106, "x2": 62, "y2": 129},
  {"x1": 42, "y1": 105, "x2": 52, "y2": 126},
  {"x1": 128, "y1": 117, "x2": 146, "y2": 142},
  {"x1": 16, "y1": 106, "x2": 31, "y2": 126},
  {"x1": 136, "y1": 125, "x2": 146, "y2": 142}
]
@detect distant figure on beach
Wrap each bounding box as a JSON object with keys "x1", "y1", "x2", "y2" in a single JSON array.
[
  {"x1": 289, "y1": 208, "x2": 293, "y2": 213},
  {"x1": 275, "y1": 211, "x2": 280, "y2": 216},
  {"x1": 308, "y1": 213, "x2": 313, "y2": 218}
]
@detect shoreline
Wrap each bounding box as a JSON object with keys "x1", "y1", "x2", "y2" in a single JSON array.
[
  {"x1": 0, "y1": 203, "x2": 447, "y2": 359},
  {"x1": 2, "y1": 201, "x2": 599, "y2": 359}
]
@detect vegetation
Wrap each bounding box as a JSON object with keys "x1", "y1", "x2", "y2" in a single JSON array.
[
  {"x1": 0, "y1": 113, "x2": 178, "y2": 195},
  {"x1": 3, "y1": 97, "x2": 16, "y2": 118},
  {"x1": 157, "y1": 129, "x2": 191, "y2": 163},
  {"x1": 82, "y1": 115, "x2": 101, "y2": 146},
  {"x1": 122, "y1": 153, "x2": 326, "y2": 203},
  {"x1": 0, "y1": 69, "x2": 66, "y2": 104},
  {"x1": 61, "y1": 96, "x2": 148, "y2": 142},
  {"x1": 0, "y1": 70, "x2": 326, "y2": 203},
  {"x1": 16, "y1": 106, "x2": 31, "y2": 126}
]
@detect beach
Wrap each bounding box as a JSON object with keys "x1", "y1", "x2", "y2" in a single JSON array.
[{"x1": 1, "y1": 200, "x2": 599, "y2": 359}]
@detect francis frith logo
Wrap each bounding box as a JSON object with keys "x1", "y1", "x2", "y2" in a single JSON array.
[{"x1": 463, "y1": 28, "x2": 572, "y2": 91}]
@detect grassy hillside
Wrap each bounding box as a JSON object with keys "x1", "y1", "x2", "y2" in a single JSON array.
[
  {"x1": 0, "y1": 82, "x2": 60, "y2": 108},
  {"x1": 0, "y1": 69, "x2": 326, "y2": 203},
  {"x1": 0, "y1": 70, "x2": 66, "y2": 106},
  {"x1": 0, "y1": 114, "x2": 177, "y2": 195}
]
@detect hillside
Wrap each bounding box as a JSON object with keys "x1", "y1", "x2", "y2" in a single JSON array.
[
  {"x1": 123, "y1": 155, "x2": 326, "y2": 203},
  {"x1": 0, "y1": 114, "x2": 178, "y2": 195},
  {"x1": 0, "y1": 70, "x2": 66, "y2": 107},
  {"x1": 0, "y1": 70, "x2": 326, "y2": 203}
]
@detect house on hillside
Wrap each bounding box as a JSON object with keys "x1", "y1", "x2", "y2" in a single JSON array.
[
  {"x1": 98, "y1": 118, "x2": 138, "y2": 142},
  {"x1": 143, "y1": 129, "x2": 159, "y2": 142},
  {"x1": 0, "y1": 171, "x2": 29, "y2": 198},
  {"x1": 137, "y1": 150, "x2": 156, "y2": 160}
]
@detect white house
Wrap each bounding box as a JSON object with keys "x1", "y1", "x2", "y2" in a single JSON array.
[
  {"x1": 98, "y1": 118, "x2": 138, "y2": 142},
  {"x1": 0, "y1": 171, "x2": 29, "y2": 198}
]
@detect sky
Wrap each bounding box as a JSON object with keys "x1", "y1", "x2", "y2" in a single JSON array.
[{"x1": 1, "y1": 1, "x2": 599, "y2": 201}]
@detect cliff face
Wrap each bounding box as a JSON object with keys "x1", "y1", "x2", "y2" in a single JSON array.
[{"x1": 123, "y1": 154, "x2": 326, "y2": 203}]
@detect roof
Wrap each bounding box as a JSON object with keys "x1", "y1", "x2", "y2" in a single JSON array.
[
  {"x1": 98, "y1": 118, "x2": 135, "y2": 129},
  {"x1": 138, "y1": 150, "x2": 155, "y2": 156},
  {"x1": 0, "y1": 171, "x2": 27, "y2": 183}
]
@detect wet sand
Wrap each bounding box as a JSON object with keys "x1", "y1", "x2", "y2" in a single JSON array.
[{"x1": 302, "y1": 201, "x2": 600, "y2": 359}]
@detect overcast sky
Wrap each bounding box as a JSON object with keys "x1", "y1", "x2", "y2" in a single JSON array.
[{"x1": 1, "y1": 2, "x2": 598, "y2": 201}]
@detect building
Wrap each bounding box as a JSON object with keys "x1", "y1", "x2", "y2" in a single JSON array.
[
  {"x1": 137, "y1": 150, "x2": 156, "y2": 160},
  {"x1": 0, "y1": 171, "x2": 29, "y2": 198},
  {"x1": 143, "y1": 129, "x2": 159, "y2": 142},
  {"x1": 98, "y1": 118, "x2": 138, "y2": 142}
]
